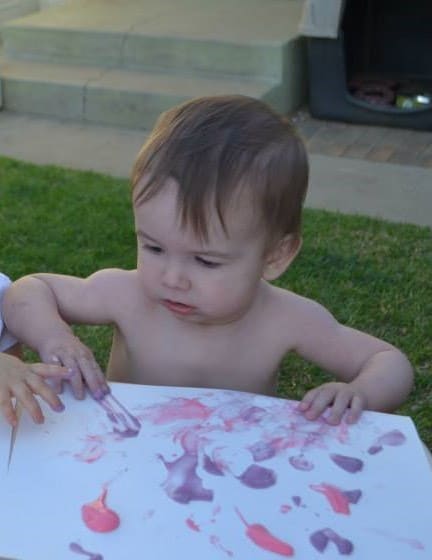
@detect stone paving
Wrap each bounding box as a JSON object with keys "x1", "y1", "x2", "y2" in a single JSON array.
[{"x1": 293, "y1": 110, "x2": 432, "y2": 168}]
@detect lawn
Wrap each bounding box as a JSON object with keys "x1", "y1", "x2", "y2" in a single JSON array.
[{"x1": 1, "y1": 156, "x2": 431, "y2": 449}]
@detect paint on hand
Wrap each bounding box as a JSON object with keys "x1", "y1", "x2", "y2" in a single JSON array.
[
  {"x1": 310, "y1": 483, "x2": 362, "y2": 515},
  {"x1": 237, "y1": 464, "x2": 277, "y2": 489},
  {"x1": 69, "y1": 542, "x2": 103, "y2": 560},
  {"x1": 330, "y1": 454, "x2": 363, "y2": 473},
  {"x1": 81, "y1": 488, "x2": 120, "y2": 533},
  {"x1": 310, "y1": 528, "x2": 354, "y2": 555},
  {"x1": 235, "y1": 507, "x2": 295, "y2": 557},
  {"x1": 368, "y1": 430, "x2": 406, "y2": 454}
]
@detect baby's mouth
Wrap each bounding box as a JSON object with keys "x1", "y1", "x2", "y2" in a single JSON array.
[{"x1": 162, "y1": 299, "x2": 195, "y2": 315}]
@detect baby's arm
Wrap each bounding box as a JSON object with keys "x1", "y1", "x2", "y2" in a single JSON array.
[
  {"x1": 3, "y1": 271, "x2": 117, "y2": 399},
  {"x1": 0, "y1": 346, "x2": 70, "y2": 426},
  {"x1": 289, "y1": 297, "x2": 413, "y2": 424}
]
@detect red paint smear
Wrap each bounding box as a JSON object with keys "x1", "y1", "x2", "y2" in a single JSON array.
[
  {"x1": 74, "y1": 436, "x2": 105, "y2": 463},
  {"x1": 310, "y1": 483, "x2": 350, "y2": 515},
  {"x1": 150, "y1": 398, "x2": 212, "y2": 424},
  {"x1": 280, "y1": 504, "x2": 292, "y2": 513},
  {"x1": 81, "y1": 488, "x2": 120, "y2": 533},
  {"x1": 235, "y1": 507, "x2": 294, "y2": 557},
  {"x1": 186, "y1": 517, "x2": 200, "y2": 532}
]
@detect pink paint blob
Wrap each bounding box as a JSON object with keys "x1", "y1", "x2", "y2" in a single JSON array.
[
  {"x1": 148, "y1": 398, "x2": 212, "y2": 424},
  {"x1": 81, "y1": 488, "x2": 120, "y2": 533},
  {"x1": 186, "y1": 517, "x2": 200, "y2": 532},
  {"x1": 368, "y1": 429, "x2": 406, "y2": 454},
  {"x1": 235, "y1": 507, "x2": 294, "y2": 557},
  {"x1": 74, "y1": 435, "x2": 105, "y2": 464},
  {"x1": 280, "y1": 504, "x2": 292, "y2": 513}
]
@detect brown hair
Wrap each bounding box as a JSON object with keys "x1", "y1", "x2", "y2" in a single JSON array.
[{"x1": 131, "y1": 95, "x2": 308, "y2": 247}]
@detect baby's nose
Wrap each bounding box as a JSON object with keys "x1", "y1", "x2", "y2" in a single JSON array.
[{"x1": 161, "y1": 261, "x2": 190, "y2": 290}]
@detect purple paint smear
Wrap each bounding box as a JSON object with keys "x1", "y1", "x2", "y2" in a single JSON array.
[
  {"x1": 343, "y1": 489, "x2": 362, "y2": 504},
  {"x1": 203, "y1": 454, "x2": 225, "y2": 476},
  {"x1": 330, "y1": 454, "x2": 363, "y2": 473},
  {"x1": 249, "y1": 441, "x2": 276, "y2": 462},
  {"x1": 95, "y1": 393, "x2": 141, "y2": 438},
  {"x1": 368, "y1": 429, "x2": 406, "y2": 454},
  {"x1": 310, "y1": 528, "x2": 354, "y2": 555},
  {"x1": 289, "y1": 454, "x2": 314, "y2": 471},
  {"x1": 292, "y1": 496, "x2": 302, "y2": 506},
  {"x1": 240, "y1": 406, "x2": 267, "y2": 423},
  {"x1": 69, "y1": 542, "x2": 103, "y2": 560},
  {"x1": 159, "y1": 431, "x2": 214, "y2": 504},
  {"x1": 237, "y1": 464, "x2": 277, "y2": 489}
]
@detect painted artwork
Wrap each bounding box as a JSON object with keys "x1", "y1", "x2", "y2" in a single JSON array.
[{"x1": 0, "y1": 382, "x2": 431, "y2": 559}]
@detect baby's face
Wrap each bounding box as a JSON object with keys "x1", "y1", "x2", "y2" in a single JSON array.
[{"x1": 133, "y1": 178, "x2": 268, "y2": 325}]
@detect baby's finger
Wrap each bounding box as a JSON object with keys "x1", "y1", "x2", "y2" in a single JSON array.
[
  {"x1": 304, "y1": 388, "x2": 335, "y2": 421},
  {"x1": 30, "y1": 363, "x2": 71, "y2": 378},
  {"x1": 0, "y1": 392, "x2": 18, "y2": 427},
  {"x1": 12, "y1": 384, "x2": 45, "y2": 424},
  {"x1": 25, "y1": 375, "x2": 65, "y2": 414},
  {"x1": 346, "y1": 395, "x2": 364, "y2": 424},
  {"x1": 68, "y1": 368, "x2": 85, "y2": 400},
  {"x1": 74, "y1": 354, "x2": 109, "y2": 399},
  {"x1": 44, "y1": 355, "x2": 65, "y2": 394},
  {"x1": 298, "y1": 388, "x2": 320, "y2": 412},
  {"x1": 52, "y1": 354, "x2": 85, "y2": 400},
  {"x1": 326, "y1": 392, "x2": 352, "y2": 425}
]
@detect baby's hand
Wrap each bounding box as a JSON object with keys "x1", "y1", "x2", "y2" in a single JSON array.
[
  {"x1": 39, "y1": 333, "x2": 109, "y2": 401},
  {"x1": 0, "y1": 353, "x2": 70, "y2": 426},
  {"x1": 298, "y1": 382, "x2": 367, "y2": 425}
]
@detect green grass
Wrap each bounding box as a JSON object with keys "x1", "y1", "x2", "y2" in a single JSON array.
[{"x1": 1, "y1": 156, "x2": 431, "y2": 449}]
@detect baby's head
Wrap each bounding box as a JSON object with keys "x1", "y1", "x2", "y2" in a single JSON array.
[{"x1": 131, "y1": 95, "x2": 308, "y2": 280}]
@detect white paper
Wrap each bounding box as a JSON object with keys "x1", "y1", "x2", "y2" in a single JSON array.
[{"x1": 1, "y1": 382, "x2": 431, "y2": 559}]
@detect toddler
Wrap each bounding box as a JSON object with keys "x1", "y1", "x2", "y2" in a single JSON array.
[{"x1": 3, "y1": 95, "x2": 413, "y2": 425}]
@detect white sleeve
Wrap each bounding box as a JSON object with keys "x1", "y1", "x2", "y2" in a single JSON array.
[{"x1": 0, "y1": 272, "x2": 18, "y2": 352}]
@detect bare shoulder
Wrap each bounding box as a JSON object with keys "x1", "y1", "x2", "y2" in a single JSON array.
[
  {"x1": 264, "y1": 283, "x2": 338, "y2": 343},
  {"x1": 85, "y1": 268, "x2": 141, "y2": 304}
]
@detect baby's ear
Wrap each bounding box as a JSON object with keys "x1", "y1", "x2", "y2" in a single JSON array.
[{"x1": 262, "y1": 234, "x2": 302, "y2": 281}]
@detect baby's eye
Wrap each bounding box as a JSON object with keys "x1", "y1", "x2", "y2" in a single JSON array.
[
  {"x1": 145, "y1": 244, "x2": 163, "y2": 254},
  {"x1": 195, "y1": 256, "x2": 221, "y2": 268}
]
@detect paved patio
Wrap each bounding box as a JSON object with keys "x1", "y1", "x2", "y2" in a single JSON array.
[{"x1": 0, "y1": 110, "x2": 431, "y2": 228}]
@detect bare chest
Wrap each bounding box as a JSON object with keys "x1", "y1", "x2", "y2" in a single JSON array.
[{"x1": 108, "y1": 319, "x2": 285, "y2": 395}]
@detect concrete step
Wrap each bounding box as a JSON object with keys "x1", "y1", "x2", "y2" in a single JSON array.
[
  {"x1": 0, "y1": 57, "x2": 280, "y2": 128},
  {"x1": 0, "y1": 0, "x2": 38, "y2": 25},
  {"x1": 1, "y1": 13, "x2": 302, "y2": 82},
  {"x1": 0, "y1": 0, "x2": 307, "y2": 126}
]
